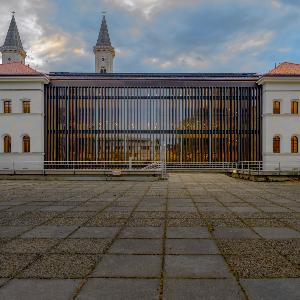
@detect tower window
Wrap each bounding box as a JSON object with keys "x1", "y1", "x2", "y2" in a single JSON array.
[
  {"x1": 273, "y1": 136, "x2": 281, "y2": 153},
  {"x1": 273, "y1": 100, "x2": 281, "y2": 114},
  {"x1": 23, "y1": 101, "x2": 30, "y2": 113},
  {"x1": 291, "y1": 100, "x2": 299, "y2": 114},
  {"x1": 3, "y1": 135, "x2": 11, "y2": 153},
  {"x1": 101, "y1": 67, "x2": 107, "y2": 74},
  {"x1": 102, "y1": 57, "x2": 105, "y2": 61},
  {"x1": 291, "y1": 136, "x2": 298, "y2": 154},
  {"x1": 23, "y1": 135, "x2": 30, "y2": 153},
  {"x1": 3, "y1": 100, "x2": 11, "y2": 113}
]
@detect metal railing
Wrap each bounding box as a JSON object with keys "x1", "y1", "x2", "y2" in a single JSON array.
[
  {"x1": 44, "y1": 160, "x2": 164, "y2": 171},
  {"x1": 166, "y1": 162, "x2": 240, "y2": 170},
  {"x1": 1, "y1": 160, "x2": 300, "y2": 175},
  {"x1": 236, "y1": 161, "x2": 300, "y2": 175},
  {"x1": 0, "y1": 160, "x2": 168, "y2": 178}
]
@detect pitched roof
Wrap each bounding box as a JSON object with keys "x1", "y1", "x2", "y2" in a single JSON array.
[
  {"x1": 0, "y1": 62, "x2": 43, "y2": 76},
  {"x1": 0, "y1": 15, "x2": 24, "y2": 52},
  {"x1": 95, "y1": 16, "x2": 112, "y2": 47},
  {"x1": 266, "y1": 62, "x2": 300, "y2": 76}
]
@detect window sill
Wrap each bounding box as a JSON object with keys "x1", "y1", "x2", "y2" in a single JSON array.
[
  {"x1": 0, "y1": 152, "x2": 43, "y2": 155},
  {"x1": 263, "y1": 113, "x2": 300, "y2": 117},
  {"x1": 263, "y1": 152, "x2": 300, "y2": 156},
  {"x1": 0, "y1": 113, "x2": 42, "y2": 116}
]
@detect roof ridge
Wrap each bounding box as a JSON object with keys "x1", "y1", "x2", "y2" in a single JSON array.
[
  {"x1": 266, "y1": 61, "x2": 300, "y2": 76},
  {"x1": 0, "y1": 62, "x2": 45, "y2": 76}
]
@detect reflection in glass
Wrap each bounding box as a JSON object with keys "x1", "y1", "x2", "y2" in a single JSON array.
[{"x1": 46, "y1": 85, "x2": 262, "y2": 163}]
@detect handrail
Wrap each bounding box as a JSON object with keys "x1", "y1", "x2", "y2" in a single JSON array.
[{"x1": 0, "y1": 160, "x2": 299, "y2": 173}]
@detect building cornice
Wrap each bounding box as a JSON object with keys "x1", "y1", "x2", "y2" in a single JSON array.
[
  {"x1": 0, "y1": 152, "x2": 44, "y2": 155},
  {"x1": 257, "y1": 76, "x2": 300, "y2": 85},
  {"x1": 0, "y1": 113, "x2": 43, "y2": 116},
  {"x1": 263, "y1": 152, "x2": 300, "y2": 157},
  {"x1": 263, "y1": 113, "x2": 300, "y2": 117},
  {"x1": 0, "y1": 76, "x2": 49, "y2": 84}
]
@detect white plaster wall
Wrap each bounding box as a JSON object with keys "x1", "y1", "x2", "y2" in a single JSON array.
[
  {"x1": 262, "y1": 81, "x2": 300, "y2": 170},
  {"x1": 95, "y1": 48, "x2": 114, "y2": 73},
  {"x1": 2, "y1": 51, "x2": 25, "y2": 64},
  {"x1": 0, "y1": 79, "x2": 46, "y2": 170}
]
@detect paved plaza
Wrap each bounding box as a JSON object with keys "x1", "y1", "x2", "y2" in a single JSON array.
[{"x1": 0, "y1": 174, "x2": 299, "y2": 299}]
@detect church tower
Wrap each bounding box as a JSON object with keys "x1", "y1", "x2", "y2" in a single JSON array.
[
  {"x1": 0, "y1": 13, "x2": 26, "y2": 64},
  {"x1": 93, "y1": 15, "x2": 115, "y2": 73}
]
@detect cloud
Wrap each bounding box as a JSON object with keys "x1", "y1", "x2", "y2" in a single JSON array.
[
  {"x1": 105, "y1": 0, "x2": 206, "y2": 19},
  {"x1": 0, "y1": 0, "x2": 299, "y2": 73},
  {"x1": 220, "y1": 31, "x2": 274, "y2": 61},
  {"x1": 144, "y1": 52, "x2": 210, "y2": 70},
  {"x1": 144, "y1": 31, "x2": 274, "y2": 72},
  {"x1": 28, "y1": 32, "x2": 88, "y2": 70},
  {"x1": 0, "y1": 0, "x2": 90, "y2": 71}
]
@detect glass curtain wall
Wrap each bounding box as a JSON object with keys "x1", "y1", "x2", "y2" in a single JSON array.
[{"x1": 45, "y1": 84, "x2": 262, "y2": 163}]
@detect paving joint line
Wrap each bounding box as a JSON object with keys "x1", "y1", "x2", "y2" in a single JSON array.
[{"x1": 71, "y1": 181, "x2": 152, "y2": 299}]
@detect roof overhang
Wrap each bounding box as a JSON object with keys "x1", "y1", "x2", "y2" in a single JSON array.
[
  {"x1": 0, "y1": 75, "x2": 49, "y2": 84},
  {"x1": 257, "y1": 76, "x2": 300, "y2": 85}
]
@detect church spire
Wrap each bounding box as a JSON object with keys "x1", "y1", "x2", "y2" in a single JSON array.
[
  {"x1": 93, "y1": 14, "x2": 115, "y2": 73},
  {"x1": 1, "y1": 13, "x2": 26, "y2": 64},
  {"x1": 96, "y1": 15, "x2": 112, "y2": 47}
]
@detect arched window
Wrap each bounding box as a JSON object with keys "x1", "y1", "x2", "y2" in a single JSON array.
[
  {"x1": 3, "y1": 135, "x2": 11, "y2": 153},
  {"x1": 23, "y1": 135, "x2": 30, "y2": 153},
  {"x1": 273, "y1": 136, "x2": 281, "y2": 153},
  {"x1": 101, "y1": 67, "x2": 107, "y2": 74},
  {"x1": 291, "y1": 136, "x2": 298, "y2": 154}
]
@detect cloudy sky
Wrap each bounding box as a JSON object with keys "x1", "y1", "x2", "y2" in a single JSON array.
[{"x1": 0, "y1": 0, "x2": 299, "y2": 74}]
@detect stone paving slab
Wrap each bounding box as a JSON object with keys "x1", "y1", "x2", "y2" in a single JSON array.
[
  {"x1": 0, "y1": 279, "x2": 79, "y2": 300},
  {"x1": 0, "y1": 279, "x2": 8, "y2": 286},
  {"x1": 0, "y1": 174, "x2": 299, "y2": 299},
  {"x1": 0, "y1": 226, "x2": 31, "y2": 238},
  {"x1": 39, "y1": 206, "x2": 72, "y2": 212},
  {"x1": 165, "y1": 239, "x2": 220, "y2": 254},
  {"x1": 166, "y1": 227, "x2": 211, "y2": 238},
  {"x1": 164, "y1": 279, "x2": 245, "y2": 300},
  {"x1": 213, "y1": 227, "x2": 260, "y2": 239},
  {"x1": 109, "y1": 239, "x2": 163, "y2": 254},
  {"x1": 253, "y1": 227, "x2": 300, "y2": 239},
  {"x1": 70, "y1": 227, "x2": 119, "y2": 239},
  {"x1": 240, "y1": 279, "x2": 300, "y2": 300},
  {"x1": 92, "y1": 255, "x2": 162, "y2": 278},
  {"x1": 165, "y1": 255, "x2": 231, "y2": 278},
  {"x1": 77, "y1": 278, "x2": 160, "y2": 300}
]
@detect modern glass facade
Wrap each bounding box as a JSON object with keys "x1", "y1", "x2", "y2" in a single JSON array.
[{"x1": 45, "y1": 73, "x2": 262, "y2": 163}]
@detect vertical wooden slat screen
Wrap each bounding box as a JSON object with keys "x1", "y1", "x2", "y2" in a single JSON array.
[{"x1": 45, "y1": 77, "x2": 262, "y2": 164}]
